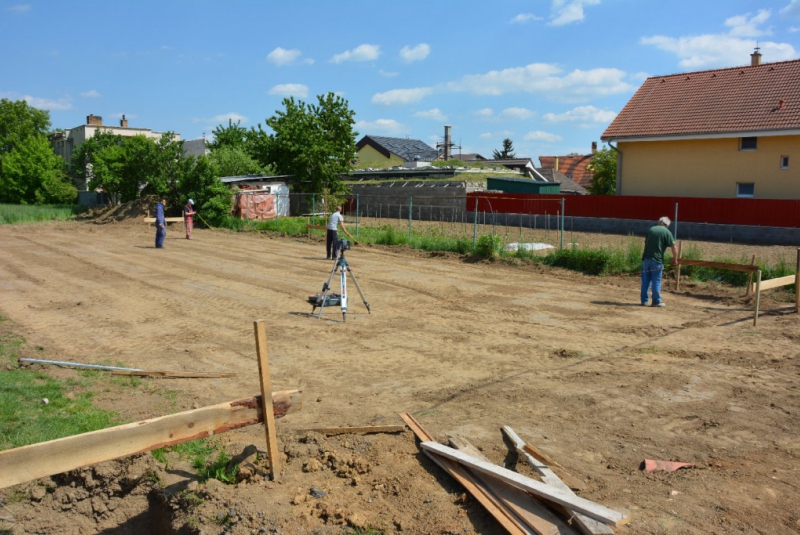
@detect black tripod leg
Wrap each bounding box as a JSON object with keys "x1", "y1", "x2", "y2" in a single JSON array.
[
  {"x1": 346, "y1": 265, "x2": 371, "y2": 313},
  {"x1": 316, "y1": 252, "x2": 342, "y2": 318}
]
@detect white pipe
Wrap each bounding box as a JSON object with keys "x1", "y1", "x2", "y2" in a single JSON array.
[{"x1": 18, "y1": 358, "x2": 144, "y2": 372}]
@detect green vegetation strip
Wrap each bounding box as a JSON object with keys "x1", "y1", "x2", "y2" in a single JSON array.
[{"x1": 0, "y1": 203, "x2": 86, "y2": 225}]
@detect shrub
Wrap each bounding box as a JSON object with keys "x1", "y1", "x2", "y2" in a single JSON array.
[{"x1": 476, "y1": 234, "x2": 503, "y2": 258}]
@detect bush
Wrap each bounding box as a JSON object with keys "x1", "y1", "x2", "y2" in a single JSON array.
[
  {"x1": 375, "y1": 225, "x2": 407, "y2": 246},
  {"x1": 476, "y1": 234, "x2": 503, "y2": 258},
  {"x1": 544, "y1": 248, "x2": 615, "y2": 275}
]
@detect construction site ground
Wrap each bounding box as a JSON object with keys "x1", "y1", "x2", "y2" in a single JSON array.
[{"x1": 0, "y1": 220, "x2": 798, "y2": 535}]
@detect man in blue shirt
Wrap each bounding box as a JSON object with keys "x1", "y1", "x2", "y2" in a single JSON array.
[{"x1": 155, "y1": 198, "x2": 167, "y2": 248}]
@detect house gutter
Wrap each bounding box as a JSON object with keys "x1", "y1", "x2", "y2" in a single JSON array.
[{"x1": 607, "y1": 141, "x2": 622, "y2": 196}]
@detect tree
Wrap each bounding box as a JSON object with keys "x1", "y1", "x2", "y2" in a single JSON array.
[
  {"x1": 0, "y1": 135, "x2": 76, "y2": 204},
  {"x1": 492, "y1": 138, "x2": 516, "y2": 159},
  {"x1": 207, "y1": 119, "x2": 249, "y2": 151},
  {"x1": 0, "y1": 98, "x2": 51, "y2": 159},
  {"x1": 262, "y1": 92, "x2": 358, "y2": 193},
  {"x1": 178, "y1": 155, "x2": 233, "y2": 226},
  {"x1": 586, "y1": 146, "x2": 617, "y2": 195},
  {"x1": 209, "y1": 145, "x2": 269, "y2": 177}
]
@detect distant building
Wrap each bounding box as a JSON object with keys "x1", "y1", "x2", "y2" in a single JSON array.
[
  {"x1": 538, "y1": 142, "x2": 597, "y2": 190},
  {"x1": 448, "y1": 153, "x2": 488, "y2": 162},
  {"x1": 356, "y1": 135, "x2": 439, "y2": 166},
  {"x1": 49, "y1": 114, "x2": 179, "y2": 186},
  {"x1": 184, "y1": 138, "x2": 211, "y2": 157}
]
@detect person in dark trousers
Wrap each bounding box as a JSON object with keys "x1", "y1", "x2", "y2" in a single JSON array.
[
  {"x1": 326, "y1": 205, "x2": 353, "y2": 260},
  {"x1": 183, "y1": 199, "x2": 196, "y2": 239},
  {"x1": 155, "y1": 198, "x2": 167, "y2": 248},
  {"x1": 641, "y1": 216, "x2": 678, "y2": 307}
]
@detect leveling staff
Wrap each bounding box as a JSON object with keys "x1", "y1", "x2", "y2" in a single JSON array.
[{"x1": 326, "y1": 205, "x2": 353, "y2": 260}]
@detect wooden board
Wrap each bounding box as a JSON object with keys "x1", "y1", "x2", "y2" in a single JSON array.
[
  {"x1": 677, "y1": 258, "x2": 759, "y2": 273},
  {"x1": 400, "y1": 413, "x2": 531, "y2": 535},
  {"x1": 422, "y1": 442, "x2": 628, "y2": 527},
  {"x1": 0, "y1": 390, "x2": 301, "y2": 489},
  {"x1": 254, "y1": 320, "x2": 281, "y2": 482},
  {"x1": 502, "y1": 427, "x2": 613, "y2": 535},
  {"x1": 299, "y1": 425, "x2": 406, "y2": 436},
  {"x1": 111, "y1": 370, "x2": 235, "y2": 378},
  {"x1": 449, "y1": 436, "x2": 578, "y2": 535},
  {"x1": 750, "y1": 274, "x2": 796, "y2": 293},
  {"x1": 143, "y1": 217, "x2": 183, "y2": 224}
]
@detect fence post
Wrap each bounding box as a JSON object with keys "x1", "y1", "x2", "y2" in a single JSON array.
[
  {"x1": 408, "y1": 197, "x2": 413, "y2": 242},
  {"x1": 674, "y1": 202, "x2": 679, "y2": 240},
  {"x1": 473, "y1": 198, "x2": 478, "y2": 248},
  {"x1": 312, "y1": 194, "x2": 316, "y2": 225},
  {"x1": 356, "y1": 194, "x2": 360, "y2": 238},
  {"x1": 560, "y1": 198, "x2": 565, "y2": 250}
]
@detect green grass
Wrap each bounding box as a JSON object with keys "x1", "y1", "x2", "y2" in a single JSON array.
[
  {"x1": 151, "y1": 438, "x2": 240, "y2": 484},
  {"x1": 0, "y1": 204, "x2": 86, "y2": 225},
  {"x1": 0, "y1": 316, "x2": 118, "y2": 451}
]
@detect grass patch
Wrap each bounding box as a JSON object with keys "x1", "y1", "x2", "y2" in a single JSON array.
[
  {"x1": 0, "y1": 204, "x2": 86, "y2": 225},
  {"x1": 151, "y1": 438, "x2": 239, "y2": 484}
]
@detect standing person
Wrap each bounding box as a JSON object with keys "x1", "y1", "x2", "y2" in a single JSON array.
[
  {"x1": 641, "y1": 216, "x2": 678, "y2": 307},
  {"x1": 183, "y1": 199, "x2": 196, "y2": 239},
  {"x1": 326, "y1": 205, "x2": 353, "y2": 260},
  {"x1": 155, "y1": 198, "x2": 167, "y2": 248}
]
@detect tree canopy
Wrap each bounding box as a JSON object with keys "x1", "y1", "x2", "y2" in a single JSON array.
[
  {"x1": 0, "y1": 98, "x2": 51, "y2": 158},
  {"x1": 492, "y1": 138, "x2": 516, "y2": 159},
  {"x1": 586, "y1": 146, "x2": 617, "y2": 195},
  {"x1": 207, "y1": 119, "x2": 250, "y2": 152}
]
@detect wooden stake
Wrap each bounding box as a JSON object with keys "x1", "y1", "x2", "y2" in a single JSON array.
[
  {"x1": 753, "y1": 270, "x2": 762, "y2": 327},
  {"x1": 744, "y1": 255, "x2": 756, "y2": 297},
  {"x1": 675, "y1": 241, "x2": 682, "y2": 291},
  {"x1": 254, "y1": 320, "x2": 281, "y2": 481},
  {"x1": 796, "y1": 249, "x2": 800, "y2": 314}
]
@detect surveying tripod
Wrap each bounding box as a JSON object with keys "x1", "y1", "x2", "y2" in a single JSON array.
[{"x1": 310, "y1": 239, "x2": 371, "y2": 322}]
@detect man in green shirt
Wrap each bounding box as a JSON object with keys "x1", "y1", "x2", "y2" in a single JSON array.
[{"x1": 641, "y1": 216, "x2": 678, "y2": 307}]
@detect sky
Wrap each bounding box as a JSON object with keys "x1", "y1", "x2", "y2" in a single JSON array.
[{"x1": 2, "y1": 0, "x2": 800, "y2": 162}]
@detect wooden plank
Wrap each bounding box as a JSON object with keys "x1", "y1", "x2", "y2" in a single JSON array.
[
  {"x1": 254, "y1": 320, "x2": 281, "y2": 482},
  {"x1": 754, "y1": 270, "x2": 762, "y2": 327},
  {"x1": 745, "y1": 255, "x2": 756, "y2": 297},
  {"x1": 675, "y1": 241, "x2": 682, "y2": 291},
  {"x1": 502, "y1": 427, "x2": 613, "y2": 535},
  {"x1": 795, "y1": 249, "x2": 800, "y2": 314},
  {"x1": 143, "y1": 217, "x2": 183, "y2": 224},
  {"x1": 513, "y1": 443, "x2": 582, "y2": 492},
  {"x1": 422, "y1": 442, "x2": 628, "y2": 527},
  {"x1": 299, "y1": 425, "x2": 406, "y2": 436},
  {"x1": 750, "y1": 274, "x2": 796, "y2": 293},
  {"x1": 449, "y1": 436, "x2": 578, "y2": 535},
  {"x1": 0, "y1": 390, "x2": 301, "y2": 489},
  {"x1": 677, "y1": 258, "x2": 759, "y2": 273},
  {"x1": 400, "y1": 413, "x2": 530, "y2": 535},
  {"x1": 111, "y1": 370, "x2": 235, "y2": 379}
]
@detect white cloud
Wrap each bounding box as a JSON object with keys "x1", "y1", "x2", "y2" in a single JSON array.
[
  {"x1": 331, "y1": 44, "x2": 380, "y2": 64},
  {"x1": 109, "y1": 113, "x2": 137, "y2": 119},
  {"x1": 371, "y1": 87, "x2": 433, "y2": 105},
  {"x1": 543, "y1": 105, "x2": 616, "y2": 126},
  {"x1": 630, "y1": 71, "x2": 650, "y2": 81},
  {"x1": 791, "y1": 26, "x2": 800, "y2": 32},
  {"x1": 473, "y1": 108, "x2": 494, "y2": 117},
  {"x1": 211, "y1": 113, "x2": 248, "y2": 124},
  {"x1": 523, "y1": 130, "x2": 563, "y2": 142},
  {"x1": 80, "y1": 90, "x2": 101, "y2": 98},
  {"x1": 510, "y1": 13, "x2": 543, "y2": 24},
  {"x1": 549, "y1": 0, "x2": 601, "y2": 27},
  {"x1": 780, "y1": 0, "x2": 800, "y2": 18},
  {"x1": 400, "y1": 43, "x2": 430, "y2": 63},
  {"x1": 266, "y1": 47, "x2": 313, "y2": 66},
  {"x1": 355, "y1": 119, "x2": 406, "y2": 135},
  {"x1": 443, "y1": 63, "x2": 632, "y2": 102},
  {"x1": 8, "y1": 4, "x2": 30, "y2": 12},
  {"x1": 23, "y1": 95, "x2": 71, "y2": 111},
  {"x1": 414, "y1": 108, "x2": 447, "y2": 121},
  {"x1": 480, "y1": 132, "x2": 493, "y2": 139},
  {"x1": 268, "y1": 84, "x2": 309, "y2": 98},
  {"x1": 725, "y1": 10, "x2": 772, "y2": 37},
  {"x1": 379, "y1": 69, "x2": 399, "y2": 77},
  {"x1": 480, "y1": 130, "x2": 514, "y2": 139},
  {"x1": 499, "y1": 107, "x2": 536, "y2": 120}
]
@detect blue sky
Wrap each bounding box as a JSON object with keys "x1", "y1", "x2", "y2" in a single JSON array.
[{"x1": 2, "y1": 0, "x2": 799, "y2": 161}]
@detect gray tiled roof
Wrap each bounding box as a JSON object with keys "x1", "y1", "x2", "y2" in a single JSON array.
[
  {"x1": 536, "y1": 168, "x2": 588, "y2": 194},
  {"x1": 357, "y1": 135, "x2": 439, "y2": 161}
]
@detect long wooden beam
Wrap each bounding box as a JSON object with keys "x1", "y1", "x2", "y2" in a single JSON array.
[
  {"x1": 677, "y1": 258, "x2": 759, "y2": 273},
  {"x1": 0, "y1": 390, "x2": 301, "y2": 489},
  {"x1": 422, "y1": 442, "x2": 628, "y2": 527},
  {"x1": 299, "y1": 425, "x2": 406, "y2": 436},
  {"x1": 111, "y1": 370, "x2": 236, "y2": 379},
  {"x1": 750, "y1": 274, "x2": 796, "y2": 293}
]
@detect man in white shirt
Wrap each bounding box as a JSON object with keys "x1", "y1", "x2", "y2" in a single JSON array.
[{"x1": 326, "y1": 205, "x2": 353, "y2": 259}]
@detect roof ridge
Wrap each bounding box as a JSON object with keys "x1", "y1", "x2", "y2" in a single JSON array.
[{"x1": 645, "y1": 58, "x2": 800, "y2": 80}]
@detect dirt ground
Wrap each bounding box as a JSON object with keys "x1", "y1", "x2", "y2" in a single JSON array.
[{"x1": 0, "y1": 220, "x2": 798, "y2": 534}]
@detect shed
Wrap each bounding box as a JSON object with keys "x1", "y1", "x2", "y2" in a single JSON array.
[{"x1": 487, "y1": 176, "x2": 560, "y2": 195}]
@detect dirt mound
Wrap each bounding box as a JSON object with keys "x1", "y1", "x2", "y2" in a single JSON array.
[{"x1": 77, "y1": 197, "x2": 155, "y2": 225}]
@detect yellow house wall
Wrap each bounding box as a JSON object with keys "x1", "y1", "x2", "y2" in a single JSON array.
[
  {"x1": 357, "y1": 144, "x2": 403, "y2": 166},
  {"x1": 619, "y1": 135, "x2": 800, "y2": 199}
]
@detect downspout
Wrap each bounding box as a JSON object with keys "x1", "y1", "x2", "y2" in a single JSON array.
[{"x1": 607, "y1": 141, "x2": 622, "y2": 196}]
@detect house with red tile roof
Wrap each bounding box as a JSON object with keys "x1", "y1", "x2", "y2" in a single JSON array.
[
  {"x1": 538, "y1": 142, "x2": 597, "y2": 190},
  {"x1": 601, "y1": 52, "x2": 800, "y2": 199}
]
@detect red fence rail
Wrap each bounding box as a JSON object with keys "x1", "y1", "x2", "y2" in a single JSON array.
[{"x1": 466, "y1": 193, "x2": 800, "y2": 228}]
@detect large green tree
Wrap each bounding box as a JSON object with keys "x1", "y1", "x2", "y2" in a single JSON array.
[
  {"x1": 207, "y1": 119, "x2": 250, "y2": 151},
  {"x1": 586, "y1": 146, "x2": 617, "y2": 195},
  {"x1": 0, "y1": 99, "x2": 51, "y2": 159},
  {"x1": 261, "y1": 92, "x2": 357, "y2": 193},
  {"x1": 208, "y1": 145, "x2": 269, "y2": 177},
  {"x1": 0, "y1": 135, "x2": 76, "y2": 204},
  {"x1": 179, "y1": 155, "x2": 233, "y2": 226},
  {"x1": 493, "y1": 138, "x2": 516, "y2": 159}
]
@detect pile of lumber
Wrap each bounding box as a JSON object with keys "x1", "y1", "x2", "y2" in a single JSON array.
[{"x1": 401, "y1": 413, "x2": 626, "y2": 534}]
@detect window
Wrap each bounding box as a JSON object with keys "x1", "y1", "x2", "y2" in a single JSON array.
[
  {"x1": 781, "y1": 156, "x2": 789, "y2": 169},
  {"x1": 740, "y1": 137, "x2": 758, "y2": 151},
  {"x1": 736, "y1": 183, "x2": 755, "y2": 198}
]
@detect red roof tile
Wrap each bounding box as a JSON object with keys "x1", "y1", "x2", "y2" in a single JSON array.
[
  {"x1": 538, "y1": 155, "x2": 594, "y2": 189},
  {"x1": 602, "y1": 59, "x2": 800, "y2": 140}
]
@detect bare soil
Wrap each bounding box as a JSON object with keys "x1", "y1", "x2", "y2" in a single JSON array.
[{"x1": 0, "y1": 221, "x2": 798, "y2": 535}]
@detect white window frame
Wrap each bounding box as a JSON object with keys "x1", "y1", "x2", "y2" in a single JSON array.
[
  {"x1": 739, "y1": 137, "x2": 758, "y2": 151},
  {"x1": 780, "y1": 155, "x2": 789, "y2": 169},
  {"x1": 736, "y1": 183, "x2": 755, "y2": 198}
]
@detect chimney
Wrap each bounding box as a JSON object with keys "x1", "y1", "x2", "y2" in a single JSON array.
[
  {"x1": 591, "y1": 141, "x2": 597, "y2": 154},
  {"x1": 554, "y1": 156, "x2": 559, "y2": 171},
  {"x1": 87, "y1": 114, "x2": 103, "y2": 126},
  {"x1": 443, "y1": 125, "x2": 452, "y2": 161},
  {"x1": 751, "y1": 46, "x2": 762, "y2": 66},
  {"x1": 120, "y1": 114, "x2": 128, "y2": 128}
]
